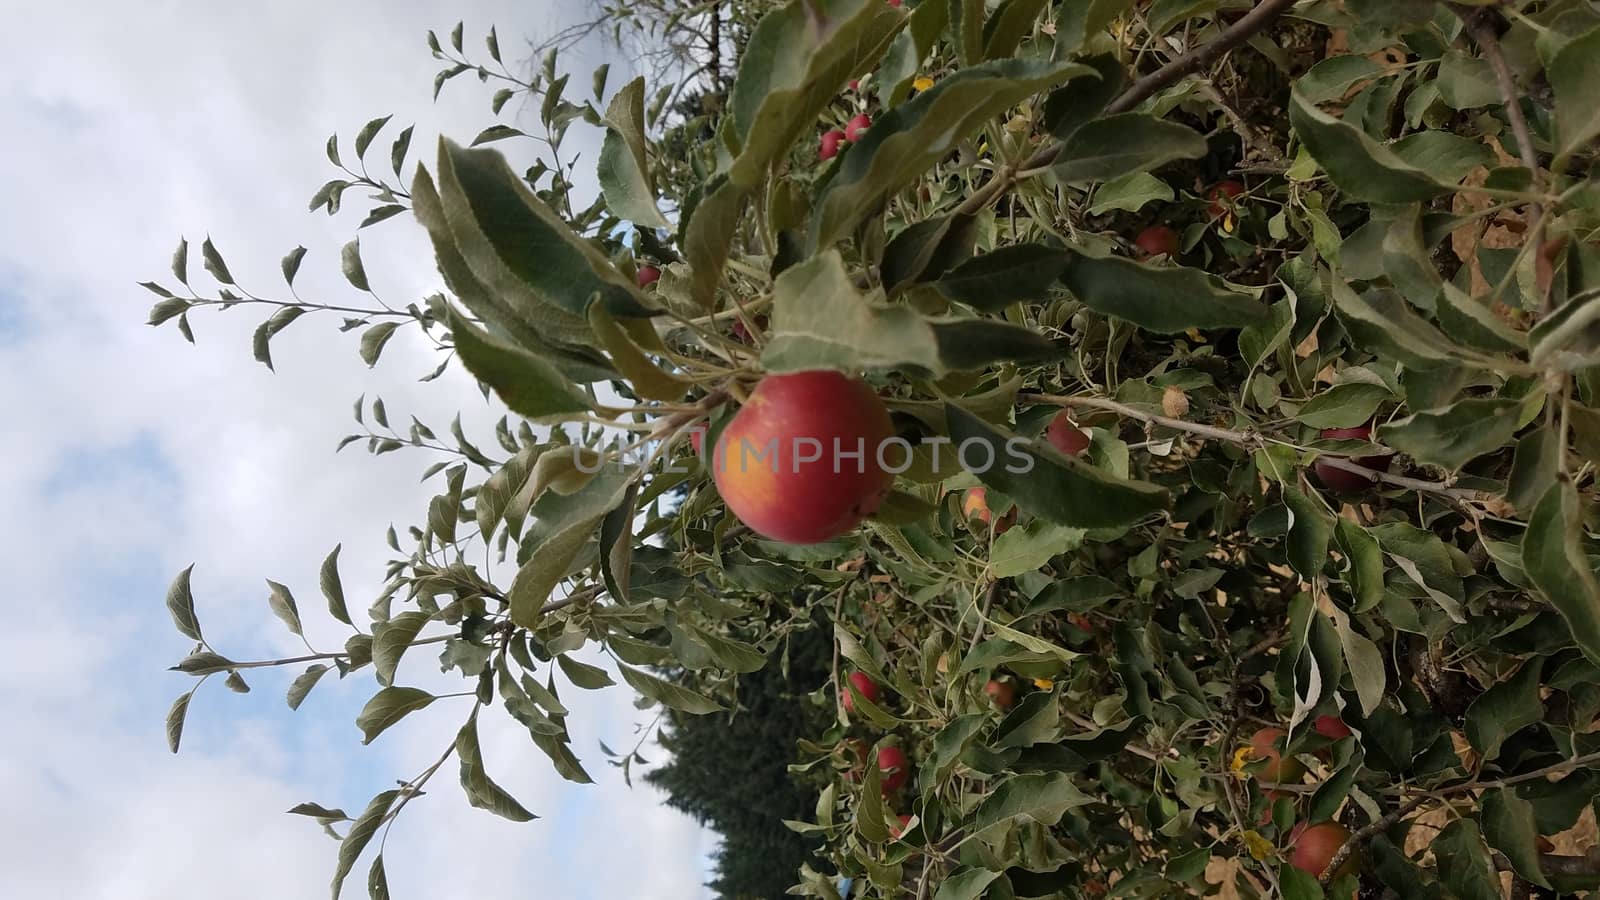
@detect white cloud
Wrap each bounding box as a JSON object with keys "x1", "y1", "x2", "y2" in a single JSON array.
[{"x1": 0, "y1": 1, "x2": 715, "y2": 896}]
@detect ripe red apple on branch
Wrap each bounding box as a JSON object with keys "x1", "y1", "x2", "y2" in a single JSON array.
[
  {"x1": 962, "y1": 487, "x2": 1015, "y2": 534},
  {"x1": 841, "y1": 671, "x2": 880, "y2": 712},
  {"x1": 984, "y1": 678, "x2": 1017, "y2": 710},
  {"x1": 845, "y1": 114, "x2": 871, "y2": 143},
  {"x1": 1313, "y1": 425, "x2": 1392, "y2": 494},
  {"x1": 877, "y1": 745, "x2": 910, "y2": 793},
  {"x1": 1134, "y1": 225, "x2": 1180, "y2": 259},
  {"x1": 1046, "y1": 411, "x2": 1090, "y2": 456},
  {"x1": 1245, "y1": 727, "x2": 1306, "y2": 784},
  {"x1": 635, "y1": 264, "x2": 661, "y2": 288},
  {"x1": 712, "y1": 370, "x2": 895, "y2": 544},
  {"x1": 819, "y1": 129, "x2": 846, "y2": 160},
  {"x1": 1288, "y1": 821, "x2": 1357, "y2": 880}
]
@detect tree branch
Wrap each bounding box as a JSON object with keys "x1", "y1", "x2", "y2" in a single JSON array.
[
  {"x1": 1318, "y1": 797, "x2": 1427, "y2": 886},
  {"x1": 1030, "y1": 392, "x2": 1491, "y2": 501}
]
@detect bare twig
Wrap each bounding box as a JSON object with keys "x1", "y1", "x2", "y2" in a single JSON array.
[{"x1": 1318, "y1": 796, "x2": 1428, "y2": 886}]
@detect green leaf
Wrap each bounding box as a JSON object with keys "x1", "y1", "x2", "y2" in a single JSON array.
[
  {"x1": 761, "y1": 251, "x2": 1052, "y2": 376},
  {"x1": 330, "y1": 790, "x2": 400, "y2": 900},
  {"x1": 372, "y1": 611, "x2": 429, "y2": 686},
  {"x1": 1289, "y1": 88, "x2": 1449, "y2": 202},
  {"x1": 932, "y1": 867, "x2": 1001, "y2": 900},
  {"x1": 446, "y1": 310, "x2": 595, "y2": 422},
  {"x1": 367, "y1": 856, "x2": 389, "y2": 900},
  {"x1": 1087, "y1": 171, "x2": 1173, "y2": 215},
  {"x1": 725, "y1": 0, "x2": 904, "y2": 190},
  {"x1": 172, "y1": 237, "x2": 190, "y2": 284},
  {"x1": 201, "y1": 237, "x2": 234, "y2": 284},
  {"x1": 165, "y1": 564, "x2": 201, "y2": 640},
  {"x1": 265, "y1": 579, "x2": 304, "y2": 638},
  {"x1": 320, "y1": 545, "x2": 351, "y2": 626},
  {"x1": 432, "y1": 139, "x2": 651, "y2": 324},
  {"x1": 1296, "y1": 55, "x2": 1383, "y2": 103},
  {"x1": 948, "y1": 405, "x2": 1168, "y2": 528},
  {"x1": 1057, "y1": 246, "x2": 1270, "y2": 332},
  {"x1": 508, "y1": 468, "x2": 631, "y2": 627},
  {"x1": 354, "y1": 322, "x2": 399, "y2": 368},
  {"x1": 173, "y1": 650, "x2": 235, "y2": 675},
  {"x1": 1530, "y1": 288, "x2": 1600, "y2": 371},
  {"x1": 1464, "y1": 657, "x2": 1543, "y2": 762},
  {"x1": 223, "y1": 671, "x2": 250, "y2": 693},
  {"x1": 983, "y1": 0, "x2": 1049, "y2": 59},
  {"x1": 587, "y1": 304, "x2": 690, "y2": 402},
  {"x1": 1049, "y1": 113, "x2": 1207, "y2": 184},
  {"x1": 1331, "y1": 282, "x2": 1482, "y2": 369},
  {"x1": 990, "y1": 520, "x2": 1086, "y2": 578},
  {"x1": 1334, "y1": 519, "x2": 1384, "y2": 614},
  {"x1": 355, "y1": 687, "x2": 435, "y2": 744},
  {"x1": 339, "y1": 238, "x2": 370, "y2": 292},
  {"x1": 1550, "y1": 25, "x2": 1600, "y2": 160},
  {"x1": 950, "y1": 0, "x2": 984, "y2": 64},
  {"x1": 881, "y1": 213, "x2": 977, "y2": 294},
  {"x1": 1043, "y1": 54, "x2": 1123, "y2": 139},
  {"x1": 974, "y1": 772, "x2": 1093, "y2": 833},
  {"x1": 1483, "y1": 787, "x2": 1552, "y2": 888},
  {"x1": 1331, "y1": 605, "x2": 1386, "y2": 716},
  {"x1": 391, "y1": 125, "x2": 413, "y2": 176},
  {"x1": 619, "y1": 664, "x2": 723, "y2": 714},
  {"x1": 165, "y1": 691, "x2": 191, "y2": 753},
  {"x1": 1436, "y1": 50, "x2": 1499, "y2": 109},
  {"x1": 1283, "y1": 485, "x2": 1331, "y2": 581},
  {"x1": 598, "y1": 481, "x2": 638, "y2": 606},
  {"x1": 598, "y1": 77, "x2": 669, "y2": 228},
  {"x1": 287, "y1": 802, "x2": 348, "y2": 821},
  {"x1": 1509, "y1": 427, "x2": 1561, "y2": 516},
  {"x1": 354, "y1": 115, "x2": 391, "y2": 158},
  {"x1": 1376, "y1": 397, "x2": 1520, "y2": 470},
  {"x1": 280, "y1": 246, "x2": 307, "y2": 286},
  {"x1": 811, "y1": 58, "x2": 1091, "y2": 249},
  {"x1": 456, "y1": 715, "x2": 536, "y2": 822},
  {"x1": 287, "y1": 664, "x2": 331, "y2": 711},
  {"x1": 1278, "y1": 865, "x2": 1324, "y2": 900},
  {"x1": 1437, "y1": 282, "x2": 1526, "y2": 353},
  {"x1": 469, "y1": 125, "x2": 523, "y2": 146},
  {"x1": 557, "y1": 653, "x2": 615, "y2": 689},
  {"x1": 1434, "y1": 819, "x2": 1501, "y2": 900},
  {"x1": 1295, "y1": 383, "x2": 1391, "y2": 429},
  {"x1": 856, "y1": 744, "x2": 890, "y2": 842},
  {"x1": 1524, "y1": 483, "x2": 1600, "y2": 665},
  {"x1": 1390, "y1": 131, "x2": 1495, "y2": 185},
  {"x1": 681, "y1": 178, "x2": 747, "y2": 311},
  {"x1": 936, "y1": 244, "x2": 1072, "y2": 312}
]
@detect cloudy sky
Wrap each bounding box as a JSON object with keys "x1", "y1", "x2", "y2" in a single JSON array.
[{"x1": 0, "y1": 2, "x2": 717, "y2": 897}]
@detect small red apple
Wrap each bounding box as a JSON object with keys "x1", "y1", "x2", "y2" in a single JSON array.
[
  {"x1": 1134, "y1": 225, "x2": 1180, "y2": 259},
  {"x1": 887, "y1": 0, "x2": 903, "y2": 7},
  {"x1": 1046, "y1": 411, "x2": 1090, "y2": 456},
  {"x1": 636, "y1": 264, "x2": 661, "y2": 288},
  {"x1": 848, "y1": 78, "x2": 860, "y2": 91},
  {"x1": 984, "y1": 679, "x2": 1017, "y2": 711},
  {"x1": 877, "y1": 745, "x2": 910, "y2": 793},
  {"x1": 1313, "y1": 715, "x2": 1352, "y2": 740},
  {"x1": 845, "y1": 114, "x2": 871, "y2": 143},
  {"x1": 1289, "y1": 822, "x2": 1357, "y2": 879},
  {"x1": 1206, "y1": 180, "x2": 1245, "y2": 218},
  {"x1": 819, "y1": 129, "x2": 846, "y2": 161},
  {"x1": 889, "y1": 813, "x2": 913, "y2": 838},
  {"x1": 1312, "y1": 425, "x2": 1393, "y2": 494},
  {"x1": 688, "y1": 426, "x2": 705, "y2": 457},
  {"x1": 1247, "y1": 727, "x2": 1306, "y2": 784},
  {"x1": 1067, "y1": 613, "x2": 1094, "y2": 633},
  {"x1": 842, "y1": 671, "x2": 881, "y2": 712},
  {"x1": 962, "y1": 487, "x2": 1016, "y2": 534}
]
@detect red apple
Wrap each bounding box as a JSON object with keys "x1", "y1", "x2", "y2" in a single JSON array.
[
  {"x1": 888, "y1": 0, "x2": 903, "y2": 7},
  {"x1": 890, "y1": 813, "x2": 913, "y2": 838},
  {"x1": 984, "y1": 679, "x2": 1017, "y2": 710},
  {"x1": 636, "y1": 264, "x2": 661, "y2": 288},
  {"x1": 1067, "y1": 613, "x2": 1094, "y2": 633},
  {"x1": 877, "y1": 745, "x2": 910, "y2": 793},
  {"x1": 1207, "y1": 180, "x2": 1245, "y2": 218},
  {"x1": 712, "y1": 370, "x2": 894, "y2": 544},
  {"x1": 819, "y1": 129, "x2": 846, "y2": 161},
  {"x1": 1289, "y1": 822, "x2": 1357, "y2": 879},
  {"x1": 1313, "y1": 715, "x2": 1352, "y2": 740},
  {"x1": 962, "y1": 487, "x2": 1016, "y2": 534},
  {"x1": 845, "y1": 114, "x2": 872, "y2": 143},
  {"x1": 842, "y1": 671, "x2": 881, "y2": 712},
  {"x1": 1247, "y1": 727, "x2": 1306, "y2": 784},
  {"x1": 1046, "y1": 411, "x2": 1090, "y2": 456},
  {"x1": 1134, "y1": 225, "x2": 1180, "y2": 259},
  {"x1": 1258, "y1": 789, "x2": 1291, "y2": 825},
  {"x1": 1313, "y1": 425, "x2": 1393, "y2": 494},
  {"x1": 688, "y1": 425, "x2": 705, "y2": 457},
  {"x1": 848, "y1": 78, "x2": 860, "y2": 91}
]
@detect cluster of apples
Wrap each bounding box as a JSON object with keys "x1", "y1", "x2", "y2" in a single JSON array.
[
  {"x1": 840, "y1": 673, "x2": 914, "y2": 835},
  {"x1": 1245, "y1": 719, "x2": 1359, "y2": 882}
]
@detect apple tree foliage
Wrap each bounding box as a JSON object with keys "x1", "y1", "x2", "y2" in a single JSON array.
[{"x1": 145, "y1": 0, "x2": 1600, "y2": 896}]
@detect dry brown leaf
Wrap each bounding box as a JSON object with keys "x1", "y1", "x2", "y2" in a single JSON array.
[{"x1": 1162, "y1": 385, "x2": 1191, "y2": 418}]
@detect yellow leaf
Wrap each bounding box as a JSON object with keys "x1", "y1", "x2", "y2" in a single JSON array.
[
  {"x1": 1223, "y1": 212, "x2": 1237, "y2": 233},
  {"x1": 1032, "y1": 677, "x2": 1054, "y2": 690},
  {"x1": 1230, "y1": 744, "x2": 1256, "y2": 775},
  {"x1": 913, "y1": 76, "x2": 934, "y2": 92},
  {"x1": 1242, "y1": 830, "x2": 1275, "y2": 861}
]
